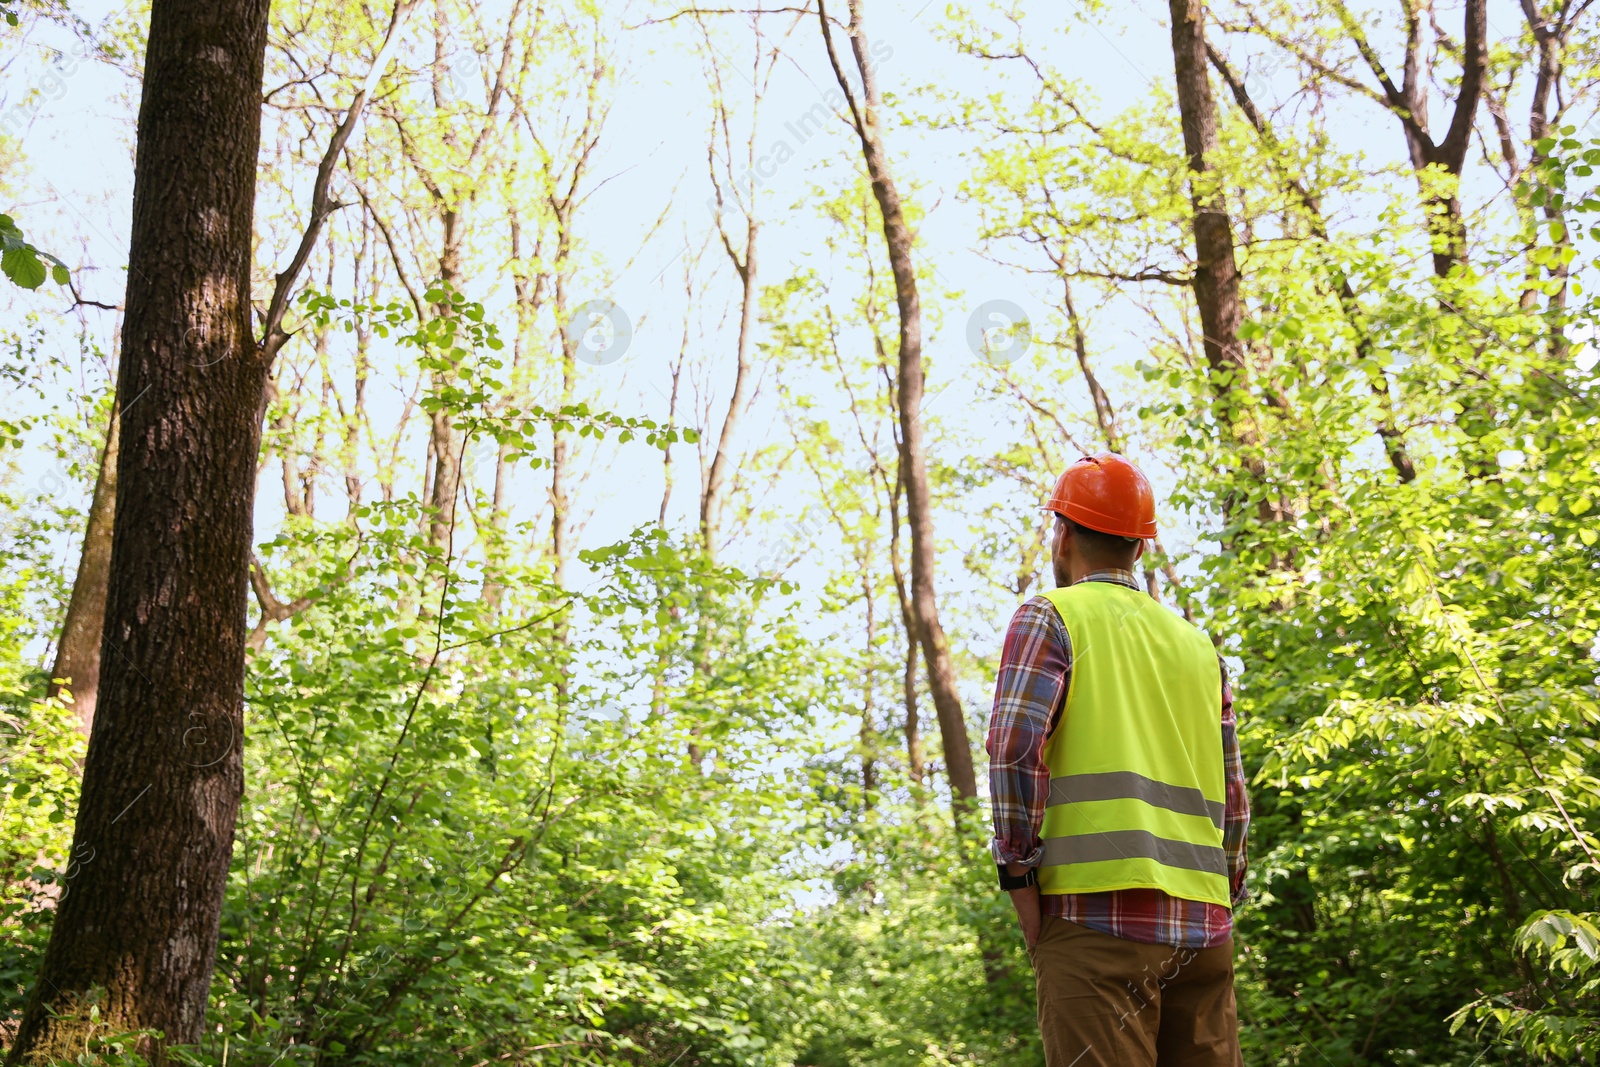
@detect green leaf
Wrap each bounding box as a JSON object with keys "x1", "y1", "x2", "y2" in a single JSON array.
[{"x1": 2, "y1": 245, "x2": 47, "y2": 289}]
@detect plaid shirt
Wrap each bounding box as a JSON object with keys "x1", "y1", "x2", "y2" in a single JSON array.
[{"x1": 986, "y1": 569, "x2": 1250, "y2": 948}]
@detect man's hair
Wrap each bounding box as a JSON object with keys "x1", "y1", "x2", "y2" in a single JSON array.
[{"x1": 1056, "y1": 516, "x2": 1143, "y2": 566}]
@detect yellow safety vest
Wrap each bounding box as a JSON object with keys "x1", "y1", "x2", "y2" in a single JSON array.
[{"x1": 1036, "y1": 581, "x2": 1230, "y2": 907}]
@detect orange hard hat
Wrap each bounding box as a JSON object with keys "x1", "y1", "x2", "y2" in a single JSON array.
[{"x1": 1043, "y1": 453, "x2": 1157, "y2": 539}]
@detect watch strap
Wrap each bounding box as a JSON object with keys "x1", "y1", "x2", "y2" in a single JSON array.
[{"x1": 997, "y1": 865, "x2": 1038, "y2": 892}]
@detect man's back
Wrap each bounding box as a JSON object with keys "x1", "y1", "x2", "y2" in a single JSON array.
[{"x1": 988, "y1": 453, "x2": 1248, "y2": 1067}]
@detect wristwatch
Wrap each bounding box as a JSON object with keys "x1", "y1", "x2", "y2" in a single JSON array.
[{"x1": 997, "y1": 865, "x2": 1038, "y2": 892}]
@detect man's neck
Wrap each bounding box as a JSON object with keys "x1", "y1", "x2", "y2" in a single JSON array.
[{"x1": 1063, "y1": 559, "x2": 1133, "y2": 586}]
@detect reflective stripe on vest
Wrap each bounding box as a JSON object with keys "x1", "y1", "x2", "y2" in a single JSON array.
[{"x1": 1036, "y1": 581, "x2": 1230, "y2": 907}]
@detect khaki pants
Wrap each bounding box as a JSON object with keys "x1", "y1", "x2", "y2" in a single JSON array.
[{"x1": 1028, "y1": 916, "x2": 1243, "y2": 1067}]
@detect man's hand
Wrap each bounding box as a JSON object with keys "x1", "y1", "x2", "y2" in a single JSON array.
[{"x1": 1006, "y1": 862, "x2": 1043, "y2": 948}]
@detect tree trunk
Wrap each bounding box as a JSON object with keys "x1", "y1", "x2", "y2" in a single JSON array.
[
  {"x1": 1167, "y1": 0, "x2": 1247, "y2": 413},
  {"x1": 427, "y1": 207, "x2": 465, "y2": 549},
  {"x1": 1414, "y1": 0, "x2": 1486, "y2": 278},
  {"x1": 271, "y1": 373, "x2": 308, "y2": 517},
  {"x1": 548, "y1": 223, "x2": 577, "y2": 707},
  {"x1": 886, "y1": 473, "x2": 926, "y2": 784},
  {"x1": 877, "y1": 361, "x2": 925, "y2": 785},
  {"x1": 821, "y1": 0, "x2": 977, "y2": 810},
  {"x1": 343, "y1": 213, "x2": 374, "y2": 513},
  {"x1": 46, "y1": 405, "x2": 118, "y2": 735},
  {"x1": 661, "y1": 326, "x2": 686, "y2": 528},
  {"x1": 700, "y1": 214, "x2": 758, "y2": 562},
  {"x1": 861, "y1": 569, "x2": 877, "y2": 806},
  {"x1": 550, "y1": 242, "x2": 576, "y2": 592},
  {"x1": 1523, "y1": 0, "x2": 1571, "y2": 354},
  {"x1": 1061, "y1": 276, "x2": 1121, "y2": 451},
  {"x1": 902, "y1": 634, "x2": 924, "y2": 784},
  {"x1": 6, "y1": 1, "x2": 270, "y2": 1061},
  {"x1": 1167, "y1": 0, "x2": 1285, "y2": 532}
]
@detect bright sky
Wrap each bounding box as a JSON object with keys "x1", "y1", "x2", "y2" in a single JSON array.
[{"x1": 0, "y1": 0, "x2": 1564, "y2": 724}]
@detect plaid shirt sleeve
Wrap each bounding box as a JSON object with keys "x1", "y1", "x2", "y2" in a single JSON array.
[
  {"x1": 1220, "y1": 658, "x2": 1251, "y2": 907},
  {"x1": 986, "y1": 597, "x2": 1072, "y2": 869}
]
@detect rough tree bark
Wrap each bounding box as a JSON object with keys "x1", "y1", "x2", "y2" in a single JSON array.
[
  {"x1": 46, "y1": 405, "x2": 118, "y2": 735},
  {"x1": 1167, "y1": 0, "x2": 1286, "y2": 531},
  {"x1": 9, "y1": 2, "x2": 414, "y2": 1058},
  {"x1": 5, "y1": 2, "x2": 272, "y2": 1060},
  {"x1": 819, "y1": 0, "x2": 978, "y2": 809},
  {"x1": 1168, "y1": 0, "x2": 1248, "y2": 411}
]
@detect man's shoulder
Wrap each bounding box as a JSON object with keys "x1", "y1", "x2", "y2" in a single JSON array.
[
  {"x1": 1006, "y1": 594, "x2": 1069, "y2": 639},
  {"x1": 1013, "y1": 593, "x2": 1062, "y2": 621}
]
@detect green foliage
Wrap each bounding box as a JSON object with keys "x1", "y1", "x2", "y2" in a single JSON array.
[
  {"x1": 950, "y1": 26, "x2": 1600, "y2": 1060},
  {"x1": 0, "y1": 403, "x2": 90, "y2": 1029},
  {"x1": 777, "y1": 814, "x2": 1038, "y2": 1067},
  {"x1": 298, "y1": 289, "x2": 698, "y2": 459},
  {"x1": 11, "y1": 6, "x2": 1600, "y2": 1066},
  {"x1": 1452, "y1": 911, "x2": 1600, "y2": 1063},
  {"x1": 1138, "y1": 139, "x2": 1600, "y2": 1064},
  {"x1": 0, "y1": 214, "x2": 69, "y2": 291},
  {"x1": 165, "y1": 506, "x2": 824, "y2": 1066}
]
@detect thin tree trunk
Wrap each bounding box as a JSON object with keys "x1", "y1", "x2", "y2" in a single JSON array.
[
  {"x1": 269, "y1": 373, "x2": 307, "y2": 517},
  {"x1": 861, "y1": 569, "x2": 877, "y2": 805},
  {"x1": 497, "y1": 209, "x2": 540, "y2": 532},
  {"x1": 6, "y1": 1, "x2": 271, "y2": 1060},
  {"x1": 427, "y1": 207, "x2": 465, "y2": 549},
  {"x1": 481, "y1": 204, "x2": 545, "y2": 611},
  {"x1": 550, "y1": 240, "x2": 576, "y2": 591},
  {"x1": 1061, "y1": 276, "x2": 1121, "y2": 451},
  {"x1": 422, "y1": 421, "x2": 435, "y2": 518},
  {"x1": 547, "y1": 224, "x2": 578, "y2": 708},
  {"x1": 1522, "y1": 0, "x2": 1572, "y2": 354},
  {"x1": 820, "y1": 0, "x2": 977, "y2": 810},
  {"x1": 47, "y1": 405, "x2": 119, "y2": 736},
  {"x1": 700, "y1": 214, "x2": 758, "y2": 561},
  {"x1": 344, "y1": 215, "x2": 373, "y2": 513},
  {"x1": 661, "y1": 329, "x2": 686, "y2": 527},
  {"x1": 885, "y1": 452, "x2": 925, "y2": 784},
  {"x1": 902, "y1": 633, "x2": 924, "y2": 784}
]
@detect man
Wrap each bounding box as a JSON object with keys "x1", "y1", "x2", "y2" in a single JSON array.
[{"x1": 987, "y1": 453, "x2": 1249, "y2": 1067}]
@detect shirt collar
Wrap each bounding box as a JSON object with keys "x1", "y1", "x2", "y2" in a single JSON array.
[{"x1": 1073, "y1": 568, "x2": 1142, "y2": 592}]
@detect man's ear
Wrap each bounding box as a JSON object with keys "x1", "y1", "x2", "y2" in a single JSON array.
[{"x1": 1133, "y1": 538, "x2": 1147, "y2": 563}]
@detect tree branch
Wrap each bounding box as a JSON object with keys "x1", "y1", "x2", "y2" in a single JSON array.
[
  {"x1": 258, "y1": 0, "x2": 422, "y2": 363},
  {"x1": 1434, "y1": 0, "x2": 1488, "y2": 171}
]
